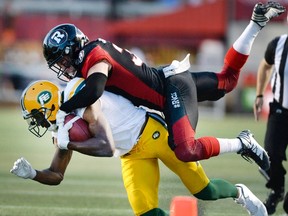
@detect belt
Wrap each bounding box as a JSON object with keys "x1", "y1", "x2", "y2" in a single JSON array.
[
  {"x1": 137, "y1": 113, "x2": 149, "y2": 138},
  {"x1": 147, "y1": 112, "x2": 166, "y2": 128},
  {"x1": 138, "y1": 112, "x2": 166, "y2": 138}
]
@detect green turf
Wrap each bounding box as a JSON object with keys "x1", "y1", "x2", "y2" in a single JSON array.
[{"x1": 1, "y1": 107, "x2": 287, "y2": 215}]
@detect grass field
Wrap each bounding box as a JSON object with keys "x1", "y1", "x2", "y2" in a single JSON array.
[{"x1": 0, "y1": 106, "x2": 287, "y2": 216}]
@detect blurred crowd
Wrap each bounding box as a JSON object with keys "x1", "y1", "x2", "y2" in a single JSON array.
[{"x1": 0, "y1": 0, "x2": 286, "y2": 115}]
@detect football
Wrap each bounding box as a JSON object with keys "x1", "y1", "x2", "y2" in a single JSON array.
[{"x1": 64, "y1": 114, "x2": 92, "y2": 142}]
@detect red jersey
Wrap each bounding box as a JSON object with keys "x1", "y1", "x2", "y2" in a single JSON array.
[{"x1": 77, "y1": 38, "x2": 165, "y2": 110}]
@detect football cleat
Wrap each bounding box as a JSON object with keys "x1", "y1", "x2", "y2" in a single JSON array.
[
  {"x1": 235, "y1": 184, "x2": 268, "y2": 216},
  {"x1": 264, "y1": 189, "x2": 284, "y2": 215},
  {"x1": 251, "y1": 1, "x2": 286, "y2": 29},
  {"x1": 237, "y1": 130, "x2": 270, "y2": 171}
]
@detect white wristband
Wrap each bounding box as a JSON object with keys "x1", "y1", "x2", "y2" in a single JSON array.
[{"x1": 29, "y1": 169, "x2": 37, "y2": 179}]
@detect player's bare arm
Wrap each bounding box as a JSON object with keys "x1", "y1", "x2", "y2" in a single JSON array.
[
  {"x1": 256, "y1": 59, "x2": 273, "y2": 97},
  {"x1": 67, "y1": 101, "x2": 115, "y2": 157},
  {"x1": 254, "y1": 59, "x2": 273, "y2": 121},
  {"x1": 10, "y1": 148, "x2": 73, "y2": 186},
  {"x1": 87, "y1": 60, "x2": 111, "y2": 78},
  {"x1": 33, "y1": 148, "x2": 73, "y2": 185},
  {"x1": 68, "y1": 134, "x2": 114, "y2": 157}
]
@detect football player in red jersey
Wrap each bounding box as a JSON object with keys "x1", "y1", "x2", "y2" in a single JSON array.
[{"x1": 42, "y1": 2, "x2": 284, "y2": 168}]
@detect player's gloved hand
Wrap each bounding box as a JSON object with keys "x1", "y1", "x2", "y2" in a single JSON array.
[
  {"x1": 57, "y1": 116, "x2": 79, "y2": 149},
  {"x1": 10, "y1": 157, "x2": 37, "y2": 179},
  {"x1": 57, "y1": 125, "x2": 70, "y2": 150},
  {"x1": 51, "y1": 131, "x2": 58, "y2": 139},
  {"x1": 56, "y1": 109, "x2": 68, "y2": 127}
]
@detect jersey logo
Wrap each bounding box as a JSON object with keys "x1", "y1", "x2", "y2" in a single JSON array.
[
  {"x1": 37, "y1": 91, "x2": 52, "y2": 106},
  {"x1": 152, "y1": 131, "x2": 160, "y2": 139},
  {"x1": 49, "y1": 29, "x2": 67, "y2": 45}
]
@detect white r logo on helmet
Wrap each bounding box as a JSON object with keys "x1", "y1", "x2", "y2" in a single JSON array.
[{"x1": 50, "y1": 30, "x2": 67, "y2": 45}]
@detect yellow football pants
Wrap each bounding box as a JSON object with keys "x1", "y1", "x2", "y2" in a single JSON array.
[{"x1": 120, "y1": 113, "x2": 209, "y2": 216}]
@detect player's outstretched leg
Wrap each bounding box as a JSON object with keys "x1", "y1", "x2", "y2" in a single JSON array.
[
  {"x1": 234, "y1": 184, "x2": 268, "y2": 216},
  {"x1": 237, "y1": 130, "x2": 270, "y2": 171},
  {"x1": 251, "y1": 1, "x2": 285, "y2": 29},
  {"x1": 216, "y1": 2, "x2": 285, "y2": 95}
]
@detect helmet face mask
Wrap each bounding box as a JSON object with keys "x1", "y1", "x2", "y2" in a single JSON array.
[
  {"x1": 51, "y1": 55, "x2": 77, "y2": 82},
  {"x1": 23, "y1": 107, "x2": 54, "y2": 137},
  {"x1": 21, "y1": 80, "x2": 61, "y2": 137},
  {"x1": 43, "y1": 23, "x2": 89, "y2": 82}
]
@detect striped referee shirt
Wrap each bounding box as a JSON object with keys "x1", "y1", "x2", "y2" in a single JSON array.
[{"x1": 265, "y1": 34, "x2": 288, "y2": 109}]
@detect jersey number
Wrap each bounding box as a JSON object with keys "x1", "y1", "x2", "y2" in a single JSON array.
[{"x1": 112, "y1": 44, "x2": 143, "y2": 66}]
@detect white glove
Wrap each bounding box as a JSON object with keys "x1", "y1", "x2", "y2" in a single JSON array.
[
  {"x1": 10, "y1": 157, "x2": 37, "y2": 179},
  {"x1": 56, "y1": 116, "x2": 79, "y2": 149},
  {"x1": 57, "y1": 125, "x2": 70, "y2": 150},
  {"x1": 51, "y1": 131, "x2": 58, "y2": 139},
  {"x1": 56, "y1": 110, "x2": 68, "y2": 126}
]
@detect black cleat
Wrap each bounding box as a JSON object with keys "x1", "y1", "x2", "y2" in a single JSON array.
[
  {"x1": 237, "y1": 130, "x2": 270, "y2": 171},
  {"x1": 264, "y1": 189, "x2": 284, "y2": 215},
  {"x1": 251, "y1": 1, "x2": 286, "y2": 28}
]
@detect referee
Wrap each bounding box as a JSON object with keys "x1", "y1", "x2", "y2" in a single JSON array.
[{"x1": 254, "y1": 34, "x2": 288, "y2": 215}]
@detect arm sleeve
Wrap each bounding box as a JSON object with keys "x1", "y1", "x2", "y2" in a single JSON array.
[
  {"x1": 60, "y1": 73, "x2": 107, "y2": 113},
  {"x1": 264, "y1": 36, "x2": 280, "y2": 65}
]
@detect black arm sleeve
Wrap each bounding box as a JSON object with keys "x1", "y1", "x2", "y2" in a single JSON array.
[{"x1": 60, "y1": 73, "x2": 107, "y2": 113}]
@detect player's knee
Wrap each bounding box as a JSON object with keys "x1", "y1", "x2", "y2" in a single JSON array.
[
  {"x1": 174, "y1": 141, "x2": 203, "y2": 162},
  {"x1": 217, "y1": 65, "x2": 239, "y2": 93},
  {"x1": 226, "y1": 79, "x2": 238, "y2": 93}
]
